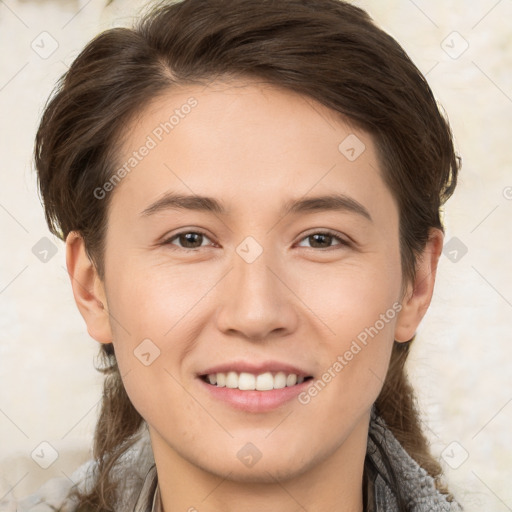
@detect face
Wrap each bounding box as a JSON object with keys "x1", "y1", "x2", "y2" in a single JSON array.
[{"x1": 94, "y1": 80, "x2": 406, "y2": 482}]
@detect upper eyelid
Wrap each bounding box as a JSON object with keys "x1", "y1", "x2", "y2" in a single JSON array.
[{"x1": 297, "y1": 232, "x2": 353, "y2": 250}]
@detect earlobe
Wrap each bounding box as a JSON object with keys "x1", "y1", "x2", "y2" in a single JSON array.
[
  {"x1": 394, "y1": 229, "x2": 444, "y2": 343},
  {"x1": 65, "y1": 231, "x2": 113, "y2": 344}
]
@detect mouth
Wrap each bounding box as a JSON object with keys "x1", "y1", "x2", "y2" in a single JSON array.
[{"x1": 199, "y1": 371, "x2": 314, "y2": 391}]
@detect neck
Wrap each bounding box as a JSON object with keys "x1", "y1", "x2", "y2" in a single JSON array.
[{"x1": 150, "y1": 412, "x2": 370, "y2": 512}]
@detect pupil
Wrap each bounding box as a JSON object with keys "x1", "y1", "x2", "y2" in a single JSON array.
[
  {"x1": 311, "y1": 234, "x2": 330, "y2": 248},
  {"x1": 182, "y1": 233, "x2": 201, "y2": 247}
]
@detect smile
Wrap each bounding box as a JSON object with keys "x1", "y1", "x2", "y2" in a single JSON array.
[{"x1": 200, "y1": 371, "x2": 313, "y2": 391}]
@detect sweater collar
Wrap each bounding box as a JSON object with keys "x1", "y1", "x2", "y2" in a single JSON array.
[{"x1": 365, "y1": 407, "x2": 461, "y2": 511}]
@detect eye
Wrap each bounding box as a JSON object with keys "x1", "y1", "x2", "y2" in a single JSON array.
[
  {"x1": 163, "y1": 230, "x2": 214, "y2": 250},
  {"x1": 296, "y1": 230, "x2": 350, "y2": 250},
  {"x1": 162, "y1": 229, "x2": 350, "y2": 251}
]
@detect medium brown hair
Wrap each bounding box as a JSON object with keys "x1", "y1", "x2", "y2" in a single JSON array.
[{"x1": 34, "y1": 0, "x2": 460, "y2": 509}]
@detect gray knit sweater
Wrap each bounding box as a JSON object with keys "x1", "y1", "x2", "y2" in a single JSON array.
[{"x1": 4, "y1": 409, "x2": 463, "y2": 511}]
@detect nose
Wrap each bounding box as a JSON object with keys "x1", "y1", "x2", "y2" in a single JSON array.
[{"x1": 215, "y1": 244, "x2": 299, "y2": 342}]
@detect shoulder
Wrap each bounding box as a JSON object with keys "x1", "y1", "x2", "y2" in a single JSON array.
[{"x1": 368, "y1": 410, "x2": 463, "y2": 512}]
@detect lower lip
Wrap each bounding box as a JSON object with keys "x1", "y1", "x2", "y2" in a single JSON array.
[{"x1": 197, "y1": 377, "x2": 312, "y2": 412}]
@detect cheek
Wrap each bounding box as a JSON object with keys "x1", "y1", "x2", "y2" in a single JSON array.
[
  {"x1": 103, "y1": 260, "x2": 217, "y2": 421},
  {"x1": 296, "y1": 313, "x2": 396, "y2": 431},
  {"x1": 105, "y1": 256, "x2": 214, "y2": 340},
  {"x1": 291, "y1": 251, "x2": 402, "y2": 333},
  {"x1": 291, "y1": 256, "x2": 401, "y2": 406}
]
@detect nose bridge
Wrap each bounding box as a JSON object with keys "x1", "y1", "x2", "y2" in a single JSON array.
[
  {"x1": 235, "y1": 238, "x2": 278, "y2": 301},
  {"x1": 215, "y1": 237, "x2": 297, "y2": 339}
]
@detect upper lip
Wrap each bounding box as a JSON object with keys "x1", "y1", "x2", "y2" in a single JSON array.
[{"x1": 198, "y1": 361, "x2": 313, "y2": 378}]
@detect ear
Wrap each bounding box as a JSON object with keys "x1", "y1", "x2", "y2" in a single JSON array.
[
  {"x1": 65, "y1": 231, "x2": 112, "y2": 344},
  {"x1": 394, "y1": 228, "x2": 444, "y2": 343}
]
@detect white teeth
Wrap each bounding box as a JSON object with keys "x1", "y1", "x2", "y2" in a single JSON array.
[
  {"x1": 286, "y1": 374, "x2": 297, "y2": 387},
  {"x1": 216, "y1": 373, "x2": 226, "y2": 387},
  {"x1": 273, "y1": 372, "x2": 287, "y2": 389},
  {"x1": 226, "y1": 371, "x2": 238, "y2": 388},
  {"x1": 238, "y1": 372, "x2": 256, "y2": 390},
  {"x1": 256, "y1": 372, "x2": 274, "y2": 391},
  {"x1": 204, "y1": 371, "x2": 308, "y2": 391}
]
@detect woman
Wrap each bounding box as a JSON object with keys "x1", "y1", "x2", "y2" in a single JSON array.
[{"x1": 14, "y1": 0, "x2": 463, "y2": 510}]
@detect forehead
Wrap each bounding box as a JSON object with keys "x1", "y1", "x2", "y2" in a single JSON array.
[{"x1": 109, "y1": 79, "x2": 396, "y2": 224}]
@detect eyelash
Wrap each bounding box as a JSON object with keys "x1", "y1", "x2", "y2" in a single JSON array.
[{"x1": 162, "y1": 229, "x2": 351, "y2": 251}]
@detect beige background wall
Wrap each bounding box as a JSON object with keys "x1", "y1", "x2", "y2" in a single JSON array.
[{"x1": 0, "y1": 0, "x2": 511, "y2": 510}]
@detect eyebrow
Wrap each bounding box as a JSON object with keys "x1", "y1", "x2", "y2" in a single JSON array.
[{"x1": 140, "y1": 192, "x2": 372, "y2": 221}]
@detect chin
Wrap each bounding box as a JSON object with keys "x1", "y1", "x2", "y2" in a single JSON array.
[
  {"x1": 206, "y1": 461, "x2": 308, "y2": 484},
  {"x1": 191, "y1": 447, "x2": 321, "y2": 485}
]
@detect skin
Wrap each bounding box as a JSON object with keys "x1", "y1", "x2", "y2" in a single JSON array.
[{"x1": 66, "y1": 79, "x2": 443, "y2": 512}]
